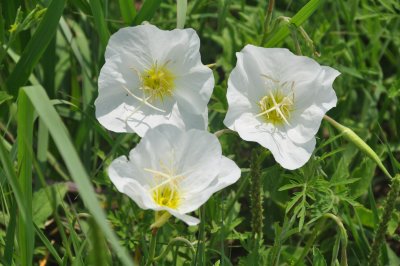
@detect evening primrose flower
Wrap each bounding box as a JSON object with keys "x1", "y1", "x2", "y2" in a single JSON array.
[
  {"x1": 108, "y1": 125, "x2": 241, "y2": 226},
  {"x1": 95, "y1": 24, "x2": 214, "y2": 136},
  {"x1": 224, "y1": 45, "x2": 340, "y2": 170}
]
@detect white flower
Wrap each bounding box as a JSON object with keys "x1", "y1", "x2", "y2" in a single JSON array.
[
  {"x1": 95, "y1": 24, "x2": 214, "y2": 137},
  {"x1": 108, "y1": 125, "x2": 241, "y2": 226},
  {"x1": 224, "y1": 45, "x2": 340, "y2": 170}
]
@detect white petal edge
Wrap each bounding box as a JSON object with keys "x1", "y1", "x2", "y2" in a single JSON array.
[{"x1": 178, "y1": 156, "x2": 241, "y2": 213}]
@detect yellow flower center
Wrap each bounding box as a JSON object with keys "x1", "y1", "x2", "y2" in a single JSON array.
[
  {"x1": 152, "y1": 184, "x2": 180, "y2": 209},
  {"x1": 142, "y1": 64, "x2": 175, "y2": 101},
  {"x1": 257, "y1": 90, "x2": 294, "y2": 125}
]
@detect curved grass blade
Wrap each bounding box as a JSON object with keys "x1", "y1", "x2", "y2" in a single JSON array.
[{"x1": 21, "y1": 85, "x2": 135, "y2": 266}]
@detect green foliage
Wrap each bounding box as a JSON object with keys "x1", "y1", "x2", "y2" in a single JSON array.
[{"x1": 0, "y1": 0, "x2": 399, "y2": 265}]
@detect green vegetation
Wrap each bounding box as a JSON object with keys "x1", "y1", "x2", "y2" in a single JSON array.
[{"x1": 1, "y1": 0, "x2": 399, "y2": 265}]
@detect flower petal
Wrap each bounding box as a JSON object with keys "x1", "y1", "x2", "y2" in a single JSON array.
[
  {"x1": 178, "y1": 156, "x2": 241, "y2": 213},
  {"x1": 108, "y1": 156, "x2": 156, "y2": 209},
  {"x1": 234, "y1": 113, "x2": 315, "y2": 170},
  {"x1": 167, "y1": 209, "x2": 200, "y2": 226}
]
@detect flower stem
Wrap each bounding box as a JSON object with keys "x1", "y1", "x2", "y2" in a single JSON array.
[
  {"x1": 323, "y1": 213, "x2": 348, "y2": 266},
  {"x1": 323, "y1": 115, "x2": 392, "y2": 179},
  {"x1": 154, "y1": 237, "x2": 195, "y2": 262},
  {"x1": 294, "y1": 218, "x2": 326, "y2": 265},
  {"x1": 368, "y1": 174, "x2": 400, "y2": 266},
  {"x1": 145, "y1": 227, "x2": 158, "y2": 266},
  {"x1": 250, "y1": 149, "x2": 263, "y2": 240},
  {"x1": 261, "y1": 0, "x2": 275, "y2": 46}
]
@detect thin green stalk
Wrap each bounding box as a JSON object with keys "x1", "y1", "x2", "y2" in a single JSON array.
[
  {"x1": 194, "y1": 206, "x2": 206, "y2": 265},
  {"x1": 261, "y1": 0, "x2": 275, "y2": 46},
  {"x1": 146, "y1": 228, "x2": 158, "y2": 266},
  {"x1": 153, "y1": 237, "x2": 195, "y2": 262},
  {"x1": 250, "y1": 149, "x2": 263, "y2": 240},
  {"x1": 295, "y1": 218, "x2": 326, "y2": 265},
  {"x1": 323, "y1": 213, "x2": 348, "y2": 266},
  {"x1": 368, "y1": 174, "x2": 400, "y2": 266},
  {"x1": 290, "y1": 27, "x2": 302, "y2": 55}
]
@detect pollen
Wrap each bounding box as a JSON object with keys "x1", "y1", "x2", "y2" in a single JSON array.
[
  {"x1": 257, "y1": 90, "x2": 294, "y2": 126},
  {"x1": 142, "y1": 63, "x2": 175, "y2": 101},
  {"x1": 152, "y1": 184, "x2": 180, "y2": 209}
]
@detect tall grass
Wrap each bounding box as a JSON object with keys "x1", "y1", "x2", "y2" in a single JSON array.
[{"x1": 0, "y1": 0, "x2": 399, "y2": 265}]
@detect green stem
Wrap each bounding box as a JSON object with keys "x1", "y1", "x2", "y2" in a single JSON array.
[
  {"x1": 294, "y1": 218, "x2": 326, "y2": 265},
  {"x1": 145, "y1": 228, "x2": 158, "y2": 266},
  {"x1": 250, "y1": 149, "x2": 263, "y2": 240},
  {"x1": 261, "y1": 0, "x2": 275, "y2": 46},
  {"x1": 290, "y1": 27, "x2": 302, "y2": 55},
  {"x1": 323, "y1": 213, "x2": 348, "y2": 266},
  {"x1": 368, "y1": 174, "x2": 400, "y2": 266},
  {"x1": 323, "y1": 115, "x2": 392, "y2": 179},
  {"x1": 154, "y1": 237, "x2": 195, "y2": 262}
]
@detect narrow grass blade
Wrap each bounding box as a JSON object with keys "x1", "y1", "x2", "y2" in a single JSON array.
[
  {"x1": 133, "y1": 0, "x2": 162, "y2": 25},
  {"x1": 34, "y1": 223, "x2": 63, "y2": 265},
  {"x1": 177, "y1": 0, "x2": 188, "y2": 29},
  {"x1": 4, "y1": 201, "x2": 17, "y2": 265},
  {"x1": 119, "y1": 0, "x2": 136, "y2": 25},
  {"x1": 264, "y1": 0, "x2": 322, "y2": 47},
  {"x1": 21, "y1": 85, "x2": 134, "y2": 266},
  {"x1": 5, "y1": 0, "x2": 65, "y2": 97},
  {"x1": 0, "y1": 137, "x2": 27, "y2": 222},
  {"x1": 89, "y1": 0, "x2": 110, "y2": 48},
  {"x1": 17, "y1": 89, "x2": 35, "y2": 266}
]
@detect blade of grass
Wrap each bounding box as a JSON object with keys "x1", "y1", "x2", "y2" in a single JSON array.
[
  {"x1": 17, "y1": 89, "x2": 35, "y2": 266},
  {"x1": 133, "y1": 0, "x2": 162, "y2": 25},
  {"x1": 4, "y1": 201, "x2": 17, "y2": 265},
  {"x1": 0, "y1": 139, "x2": 26, "y2": 221},
  {"x1": 5, "y1": 0, "x2": 65, "y2": 97},
  {"x1": 119, "y1": 0, "x2": 136, "y2": 25},
  {"x1": 177, "y1": 0, "x2": 188, "y2": 29},
  {"x1": 264, "y1": 0, "x2": 323, "y2": 47},
  {"x1": 89, "y1": 0, "x2": 110, "y2": 48},
  {"x1": 34, "y1": 223, "x2": 63, "y2": 265},
  {"x1": 21, "y1": 85, "x2": 134, "y2": 266}
]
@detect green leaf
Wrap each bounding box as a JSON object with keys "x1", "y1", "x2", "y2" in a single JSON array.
[
  {"x1": 32, "y1": 183, "x2": 68, "y2": 228},
  {"x1": 279, "y1": 183, "x2": 303, "y2": 191},
  {"x1": 133, "y1": 0, "x2": 162, "y2": 25},
  {"x1": 312, "y1": 247, "x2": 327, "y2": 266},
  {"x1": 5, "y1": 0, "x2": 65, "y2": 96},
  {"x1": 264, "y1": 0, "x2": 323, "y2": 47},
  {"x1": 350, "y1": 159, "x2": 376, "y2": 198},
  {"x1": 21, "y1": 85, "x2": 134, "y2": 266}
]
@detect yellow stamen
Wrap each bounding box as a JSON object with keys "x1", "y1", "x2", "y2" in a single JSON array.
[
  {"x1": 152, "y1": 184, "x2": 180, "y2": 209},
  {"x1": 257, "y1": 90, "x2": 294, "y2": 126},
  {"x1": 142, "y1": 63, "x2": 175, "y2": 101}
]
